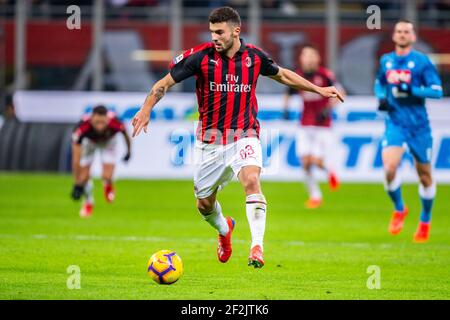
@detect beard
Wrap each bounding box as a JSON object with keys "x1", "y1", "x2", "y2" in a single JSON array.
[
  {"x1": 215, "y1": 38, "x2": 234, "y2": 53},
  {"x1": 396, "y1": 38, "x2": 412, "y2": 48}
]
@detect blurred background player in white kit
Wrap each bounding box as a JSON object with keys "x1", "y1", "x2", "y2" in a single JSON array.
[
  {"x1": 283, "y1": 45, "x2": 345, "y2": 209},
  {"x1": 71, "y1": 105, "x2": 132, "y2": 217}
]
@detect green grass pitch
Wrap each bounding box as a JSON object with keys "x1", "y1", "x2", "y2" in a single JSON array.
[{"x1": 0, "y1": 173, "x2": 449, "y2": 299}]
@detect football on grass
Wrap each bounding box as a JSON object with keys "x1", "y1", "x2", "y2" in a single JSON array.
[{"x1": 147, "y1": 250, "x2": 183, "y2": 284}]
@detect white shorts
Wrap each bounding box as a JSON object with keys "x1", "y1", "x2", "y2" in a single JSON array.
[
  {"x1": 296, "y1": 126, "x2": 332, "y2": 159},
  {"x1": 193, "y1": 137, "x2": 263, "y2": 199},
  {"x1": 80, "y1": 136, "x2": 117, "y2": 167}
]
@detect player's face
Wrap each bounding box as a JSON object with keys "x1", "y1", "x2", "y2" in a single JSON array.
[
  {"x1": 392, "y1": 22, "x2": 416, "y2": 48},
  {"x1": 300, "y1": 47, "x2": 320, "y2": 72},
  {"x1": 209, "y1": 22, "x2": 239, "y2": 53},
  {"x1": 91, "y1": 114, "x2": 108, "y2": 133}
]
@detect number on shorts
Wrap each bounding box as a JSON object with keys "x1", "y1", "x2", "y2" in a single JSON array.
[{"x1": 240, "y1": 145, "x2": 255, "y2": 160}]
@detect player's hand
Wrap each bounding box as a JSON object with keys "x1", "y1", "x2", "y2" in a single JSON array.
[
  {"x1": 122, "y1": 152, "x2": 131, "y2": 163},
  {"x1": 282, "y1": 109, "x2": 290, "y2": 120},
  {"x1": 71, "y1": 184, "x2": 84, "y2": 200},
  {"x1": 378, "y1": 99, "x2": 391, "y2": 112},
  {"x1": 132, "y1": 109, "x2": 150, "y2": 137},
  {"x1": 316, "y1": 86, "x2": 344, "y2": 103}
]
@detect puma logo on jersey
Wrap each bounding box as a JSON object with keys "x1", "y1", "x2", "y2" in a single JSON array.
[{"x1": 210, "y1": 59, "x2": 219, "y2": 66}]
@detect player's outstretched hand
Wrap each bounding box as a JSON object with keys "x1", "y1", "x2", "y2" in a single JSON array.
[
  {"x1": 132, "y1": 109, "x2": 150, "y2": 137},
  {"x1": 71, "y1": 184, "x2": 84, "y2": 201},
  {"x1": 317, "y1": 86, "x2": 344, "y2": 103}
]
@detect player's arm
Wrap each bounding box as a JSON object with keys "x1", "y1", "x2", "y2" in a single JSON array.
[
  {"x1": 373, "y1": 57, "x2": 391, "y2": 111},
  {"x1": 411, "y1": 85, "x2": 443, "y2": 99},
  {"x1": 71, "y1": 125, "x2": 84, "y2": 185},
  {"x1": 70, "y1": 141, "x2": 85, "y2": 200},
  {"x1": 121, "y1": 129, "x2": 132, "y2": 162},
  {"x1": 374, "y1": 79, "x2": 387, "y2": 99},
  {"x1": 411, "y1": 58, "x2": 443, "y2": 99},
  {"x1": 71, "y1": 142, "x2": 82, "y2": 182},
  {"x1": 269, "y1": 67, "x2": 344, "y2": 102},
  {"x1": 132, "y1": 73, "x2": 176, "y2": 137}
]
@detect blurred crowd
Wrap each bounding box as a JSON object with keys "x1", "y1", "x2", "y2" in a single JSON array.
[
  {"x1": 1, "y1": 0, "x2": 447, "y2": 11},
  {"x1": 0, "y1": 0, "x2": 450, "y2": 26},
  {"x1": 1, "y1": 0, "x2": 449, "y2": 19}
]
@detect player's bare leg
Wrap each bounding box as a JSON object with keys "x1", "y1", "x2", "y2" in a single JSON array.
[
  {"x1": 414, "y1": 162, "x2": 435, "y2": 243},
  {"x1": 302, "y1": 156, "x2": 322, "y2": 209},
  {"x1": 197, "y1": 191, "x2": 235, "y2": 263},
  {"x1": 382, "y1": 147, "x2": 408, "y2": 234},
  {"x1": 78, "y1": 165, "x2": 94, "y2": 218},
  {"x1": 312, "y1": 157, "x2": 339, "y2": 191},
  {"x1": 238, "y1": 165, "x2": 266, "y2": 268},
  {"x1": 102, "y1": 163, "x2": 115, "y2": 203}
]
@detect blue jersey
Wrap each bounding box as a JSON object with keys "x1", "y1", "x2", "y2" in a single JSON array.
[{"x1": 374, "y1": 49, "x2": 443, "y2": 129}]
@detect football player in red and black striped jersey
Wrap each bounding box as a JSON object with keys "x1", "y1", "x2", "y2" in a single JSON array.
[
  {"x1": 283, "y1": 45, "x2": 345, "y2": 209},
  {"x1": 132, "y1": 7, "x2": 344, "y2": 268},
  {"x1": 71, "y1": 105, "x2": 131, "y2": 217}
]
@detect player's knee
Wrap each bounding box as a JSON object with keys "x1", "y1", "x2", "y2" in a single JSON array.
[
  {"x1": 384, "y1": 163, "x2": 397, "y2": 181},
  {"x1": 313, "y1": 157, "x2": 324, "y2": 167},
  {"x1": 101, "y1": 172, "x2": 113, "y2": 183},
  {"x1": 102, "y1": 176, "x2": 112, "y2": 185},
  {"x1": 303, "y1": 160, "x2": 312, "y2": 172},
  {"x1": 196, "y1": 198, "x2": 214, "y2": 215},
  {"x1": 418, "y1": 172, "x2": 432, "y2": 187},
  {"x1": 242, "y1": 173, "x2": 261, "y2": 194}
]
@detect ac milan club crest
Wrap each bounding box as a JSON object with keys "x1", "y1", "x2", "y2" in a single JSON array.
[{"x1": 245, "y1": 56, "x2": 252, "y2": 67}]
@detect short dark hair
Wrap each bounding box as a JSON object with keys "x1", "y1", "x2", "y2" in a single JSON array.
[
  {"x1": 92, "y1": 105, "x2": 107, "y2": 116},
  {"x1": 395, "y1": 19, "x2": 415, "y2": 30},
  {"x1": 209, "y1": 6, "x2": 241, "y2": 26}
]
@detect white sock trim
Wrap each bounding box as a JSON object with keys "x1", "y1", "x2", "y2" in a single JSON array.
[
  {"x1": 246, "y1": 193, "x2": 267, "y2": 205},
  {"x1": 419, "y1": 182, "x2": 436, "y2": 199},
  {"x1": 384, "y1": 173, "x2": 402, "y2": 191}
]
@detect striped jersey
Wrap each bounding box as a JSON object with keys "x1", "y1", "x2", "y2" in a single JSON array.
[
  {"x1": 169, "y1": 39, "x2": 279, "y2": 144},
  {"x1": 287, "y1": 66, "x2": 336, "y2": 128},
  {"x1": 72, "y1": 112, "x2": 125, "y2": 145}
]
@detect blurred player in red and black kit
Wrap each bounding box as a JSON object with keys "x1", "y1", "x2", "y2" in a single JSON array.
[
  {"x1": 283, "y1": 45, "x2": 345, "y2": 209},
  {"x1": 71, "y1": 105, "x2": 132, "y2": 217},
  {"x1": 132, "y1": 7, "x2": 343, "y2": 268}
]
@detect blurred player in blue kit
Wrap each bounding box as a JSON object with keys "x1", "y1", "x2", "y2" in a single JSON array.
[{"x1": 374, "y1": 20, "x2": 443, "y2": 242}]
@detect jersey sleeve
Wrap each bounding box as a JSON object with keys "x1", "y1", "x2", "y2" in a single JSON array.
[
  {"x1": 72, "y1": 121, "x2": 87, "y2": 145},
  {"x1": 410, "y1": 56, "x2": 443, "y2": 99},
  {"x1": 109, "y1": 117, "x2": 126, "y2": 133},
  {"x1": 375, "y1": 56, "x2": 387, "y2": 85},
  {"x1": 374, "y1": 56, "x2": 387, "y2": 99},
  {"x1": 255, "y1": 48, "x2": 280, "y2": 76},
  {"x1": 169, "y1": 50, "x2": 203, "y2": 83},
  {"x1": 422, "y1": 57, "x2": 443, "y2": 89}
]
